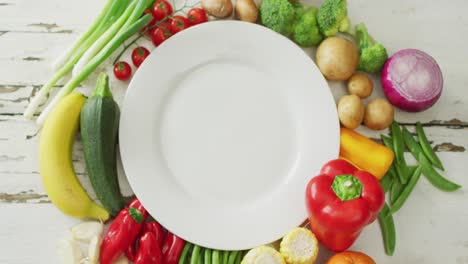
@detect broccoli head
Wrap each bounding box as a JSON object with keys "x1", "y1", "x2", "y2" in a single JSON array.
[
  {"x1": 260, "y1": 0, "x2": 295, "y2": 36},
  {"x1": 355, "y1": 23, "x2": 388, "y2": 74},
  {"x1": 293, "y1": 7, "x2": 323, "y2": 47},
  {"x1": 317, "y1": 0, "x2": 350, "y2": 37}
]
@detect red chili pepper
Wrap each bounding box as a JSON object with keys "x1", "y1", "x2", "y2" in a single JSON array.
[
  {"x1": 305, "y1": 159, "x2": 385, "y2": 252},
  {"x1": 161, "y1": 232, "x2": 186, "y2": 264},
  {"x1": 135, "y1": 232, "x2": 163, "y2": 264},
  {"x1": 100, "y1": 199, "x2": 148, "y2": 264},
  {"x1": 142, "y1": 221, "x2": 165, "y2": 246},
  {"x1": 125, "y1": 241, "x2": 137, "y2": 262}
]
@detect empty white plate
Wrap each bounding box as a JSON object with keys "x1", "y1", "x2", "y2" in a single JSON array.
[{"x1": 119, "y1": 21, "x2": 339, "y2": 250}]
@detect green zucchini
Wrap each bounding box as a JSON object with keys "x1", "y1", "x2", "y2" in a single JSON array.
[{"x1": 80, "y1": 73, "x2": 125, "y2": 216}]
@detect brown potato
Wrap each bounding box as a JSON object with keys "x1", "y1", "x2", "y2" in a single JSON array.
[
  {"x1": 202, "y1": 0, "x2": 233, "y2": 18},
  {"x1": 347, "y1": 73, "x2": 374, "y2": 98},
  {"x1": 364, "y1": 98, "x2": 394, "y2": 130},
  {"x1": 337, "y1": 95, "x2": 364, "y2": 129},
  {"x1": 316, "y1": 37, "x2": 359, "y2": 81},
  {"x1": 235, "y1": 0, "x2": 258, "y2": 23}
]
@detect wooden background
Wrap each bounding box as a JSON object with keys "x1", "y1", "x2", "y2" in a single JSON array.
[{"x1": 0, "y1": 0, "x2": 467, "y2": 263}]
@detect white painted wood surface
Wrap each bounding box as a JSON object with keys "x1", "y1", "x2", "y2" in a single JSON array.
[{"x1": 0, "y1": 0, "x2": 467, "y2": 263}]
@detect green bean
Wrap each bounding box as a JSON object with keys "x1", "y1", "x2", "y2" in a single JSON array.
[
  {"x1": 191, "y1": 245, "x2": 201, "y2": 264},
  {"x1": 212, "y1": 250, "x2": 221, "y2": 264},
  {"x1": 198, "y1": 248, "x2": 204, "y2": 264},
  {"x1": 391, "y1": 122, "x2": 409, "y2": 184},
  {"x1": 390, "y1": 166, "x2": 422, "y2": 214},
  {"x1": 204, "y1": 249, "x2": 212, "y2": 264},
  {"x1": 419, "y1": 153, "x2": 461, "y2": 191},
  {"x1": 228, "y1": 251, "x2": 239, "y2": 264},
  {"x1": 234, "y1": 251, "x2": 242, "y2": 264},
  {"x1": 390, "y1": 179, "x2": 404, "y2": 205},
  {"x1": 222, "y1": 251, "x2": 229, "y2": 264},
  {"x1": 416, "y1": 122, "x2": 445, "y2": 171},
  {"x1": 378, "y1": 203, "x2": 396, "y2": 256},
  {"x1": 179, "y1": 243, "x2": 192, "y2": 264},
  {"x1": 382, "y1": 133, "x2": 406, "y2": 184},
  {"x1": 402, "y1": 126, "x2": 424, "y2": 160},
  {"x1": 380, "y1": 171, "x2": 394, "y2": 193}
]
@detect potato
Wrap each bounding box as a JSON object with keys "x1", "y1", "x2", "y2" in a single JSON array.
[
  {"x1": 202, "y1": 0, "x2": 233, "y2": 18},
  {"x1": 337, "y1": 95, "x2": 364, "y2": 129},
  {"x1": 364, "y1": 98, "x2": 394, "y2": 130},
  {"x1": 316, "y1": 37, "x2": 359, "y2": 81},
  {"x1": 347, "y1": 73, "x2": 373, "y2": 98},
  {"x1": 235, "y1": 0, "x2": 258, "y2": 23}
]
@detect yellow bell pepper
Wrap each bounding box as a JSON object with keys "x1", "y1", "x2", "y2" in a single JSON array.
[{"x1": 340, "y1": 128, "x2": 394, "y2": 180}]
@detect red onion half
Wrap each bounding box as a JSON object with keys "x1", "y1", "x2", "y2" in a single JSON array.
[{"x1": 381, "y1": 49, "x2": 443, "y2": 112}]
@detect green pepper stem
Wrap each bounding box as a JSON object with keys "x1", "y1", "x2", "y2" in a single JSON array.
[{"x1": 332, "y1": 174, "x2": 363, "y2": 201}]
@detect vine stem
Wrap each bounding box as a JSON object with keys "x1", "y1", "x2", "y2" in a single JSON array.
[{"x1": 112, "y1": 1, "x2": 200, "y2": 64}]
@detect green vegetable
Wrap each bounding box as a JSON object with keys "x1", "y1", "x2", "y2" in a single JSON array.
[
  {"x1": 378, "y1": 203, "x2": 396, "y2": 256},
  {"x1": 259, "y1": 0, "x2": 295, "y2": 36},
  {"x1": 316, "y1": 0, "x2": 350, "y2": 37},
  {"x1": 35, "y1": 0, "x2": 153, "y2": 125},
  {"x1": 390, "y1": 166, "x2": 422, "y2": 214},
  {"x1": 391, "y1": 122, "x2": 409, "y2": 184},
  {"x1": 380, "y1": 171, "x2": 394, "y2": 193},
  {"x1": 416, "y1": 122, "x2": 444, "y2": 170},
  {"x1": 402, "y1": 126, "x2": 424, "y2": 160},
  {"x1": 212, "y1": 250, "x2": 221, "y2": 264},
  {"x1": 419, "y1": 153, "x2": 461, "y2": 191},
  {"x1": 292, "y1": 2, "x2": 306, "y2": 17},
  {"x1": 24, "y1": 0, "x2": 131, "y2": 120},
  {"x1": 234, "y1": 251, "x2": 242, "y2": 264},
  {"x1": 390, "y1": 179, "x2": 404, "y2": 205},
  {"x1": 222, "y1": 251, "x2": 229, "y2": 264},
  {"x1": 198, "y1": 248, "x2": 204, "y2": 264},
  {"x1": 228, "y1": 251, "x2": 239, "y2": 264},
  {"x1": 354, "y1": 23, "x2": 388, "y2": 74},
  {"x1": 204, "y1": 248, "x2": 212, "y2": 264},
  {"x1": 179, "y1": 243, "x2": 193, "y2": 264},
  {"x1": 292, "y1": 7, "x2": 323, "y2": 47},
  {"x1": 80, "y1": 73, "x2": 124, "y2": 216},
  {"x1": 191, "y1": 245, "x2": 201, "y2": 264}
]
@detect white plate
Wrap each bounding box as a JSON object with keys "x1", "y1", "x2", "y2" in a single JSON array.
[{"x1": 119, "y1": 21, "x2": 339, "y2": 250}]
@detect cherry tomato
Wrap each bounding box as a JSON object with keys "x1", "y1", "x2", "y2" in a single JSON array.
[
  {"x1": 131, "y1": 46, "x2": 150, "y2": 67},
  {"x1": 170, "y1": 15, "x2": 190, "y2": 34},
  {"x1": 152, "y1": 0, "x2": 173, "y2": 21},
  {"x1": 113, "y1": 61, "x2": 132, "y2": 81},
  {"x1": 141, "y1": 10, "x2": 157, "y2": 33},
  {"x1": 150, "y1": 26, "x2": 172, "y2": 46},
  {"x1": 187, "y1": 8, "x2": 208, "y2": 26}
]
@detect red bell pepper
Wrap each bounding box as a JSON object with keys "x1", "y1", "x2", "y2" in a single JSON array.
[
  {"x1": 305, "y1": 159, "x2": 385, "y2": 252},
  {"x1": 100, "y1": 199, "x2": 148, "y2": 264},
  {"x1": 142, "y1": 221, "x2": 165, "y2": 246},
  {"x1": 161, "y1": 232, "x2": 186, "y2": 264},
  {"x1": 126, "y1": 221, "x2": 165, "y2": 261},
  {"x1": 135, "y1": 232, "x2": 163, "y2": 264}
]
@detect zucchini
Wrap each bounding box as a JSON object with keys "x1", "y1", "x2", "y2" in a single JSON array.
[{"x1": 80, "y1": 73, "x2": 125, "y2": 216}]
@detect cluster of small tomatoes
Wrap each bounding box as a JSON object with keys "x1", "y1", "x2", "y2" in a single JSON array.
[{"x1": 113, "y1": 1, "x2": 208, "y2": 80}]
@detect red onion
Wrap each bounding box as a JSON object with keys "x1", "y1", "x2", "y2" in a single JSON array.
[{"x1": 381, "y1": 49, "x2": 443, "y2": 112}]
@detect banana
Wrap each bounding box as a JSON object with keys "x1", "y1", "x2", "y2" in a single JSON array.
[{"x1": 39, "y1": 93, "x2": 109, "y2": 221}]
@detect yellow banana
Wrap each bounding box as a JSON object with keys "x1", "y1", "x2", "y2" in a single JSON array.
[{"x1": 39, "y1": 93, "x2": 109, "y2": 221}]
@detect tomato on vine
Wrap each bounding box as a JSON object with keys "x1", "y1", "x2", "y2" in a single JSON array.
[
  {"x1": 131, "y1": 47, "x2": 150, "y2": 67},
  {"x1": 170, "y1": 15, "x2": 190, "y2": 34},
  {"x1": 187, "y1": 8, "x2": 208, "y2": 26},
  {"x1": 113, "y1": 61, "x2": 132, "y2": 81},
  {"x1": 150, "y1": 26, "x2": 172, "y2": 46},
  {"x1": 152, "y1": 0, "x2": 173, "y2": 21}
]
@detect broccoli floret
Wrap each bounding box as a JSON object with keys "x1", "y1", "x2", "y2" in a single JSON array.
[
  {"x1": 355, "y1": 23, "x2": 388, "y2": 74},
  {"x1": 292, "y1": 2, "x2": 306, "y2": 17},
  {"x1": 293, "y1": 7, "x2": 323, "y2": 47},
  {"x1": 260, "y1": 0, "x2": 296, "y2": 36},
  {"x1": 317, "y1": 0, "x2": 350, "y2": 37}
]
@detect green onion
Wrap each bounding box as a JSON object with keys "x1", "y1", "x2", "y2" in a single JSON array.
[
  {"x1": 52, "y1": 0, "x2": 116, "y2": 70},
  {"x1": 72, "y1": 0, "x2": 138, "y2": 76},
  {"x1": 36, "y1": 5, "x2": 152, "y2": 125},
  {"x1": 24, "y1": 0, "x2": 131, "y2": 119},
  {"x1": 179, "y1": 243, "x2": 192, "y2": 264}
]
